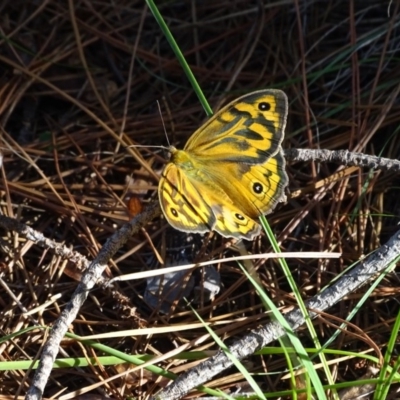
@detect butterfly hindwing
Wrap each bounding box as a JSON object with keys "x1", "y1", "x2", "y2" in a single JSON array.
[
  {"x1": 201, "y1": 149, "x2": 288, "y2": 218},
  {"x1": 159, "y1": 164, "x2": 261, "y2": 239}
]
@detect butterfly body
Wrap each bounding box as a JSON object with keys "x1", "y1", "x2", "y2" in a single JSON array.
[{"x1": 159, "y1": 89, "x2": 288, "y2": 240}]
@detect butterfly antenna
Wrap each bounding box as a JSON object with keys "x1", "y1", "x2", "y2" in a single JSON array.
[
  {"x1": 128, "y1": 144, "x2": 168, "y2": 150},
  {"x1": 157, "y1": 100, "x2": 171, "y2": 147}
]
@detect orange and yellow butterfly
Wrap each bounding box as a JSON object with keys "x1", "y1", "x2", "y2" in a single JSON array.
[{"x1": 158, "y1": 89, "x2": 288, "y2": 240}]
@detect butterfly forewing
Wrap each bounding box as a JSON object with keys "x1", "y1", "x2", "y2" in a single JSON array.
[
  {"x1": 184, "y1": 89, "x2": 288, "y2": 165},
  {"x1": 159, "y1": 164, "x2": 213, "y2": 234}
]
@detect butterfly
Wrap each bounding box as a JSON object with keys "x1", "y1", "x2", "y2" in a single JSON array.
[{"x1": 158, "y1": 89, "x2": 288, "y2": 240}]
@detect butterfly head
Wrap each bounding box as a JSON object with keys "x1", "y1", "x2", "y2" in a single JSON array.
[{"x1": 168, "y1": 147, "x2": 198, "y2": 172}]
